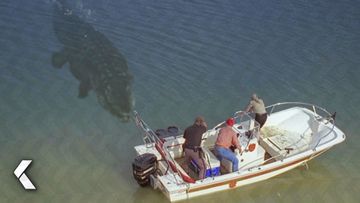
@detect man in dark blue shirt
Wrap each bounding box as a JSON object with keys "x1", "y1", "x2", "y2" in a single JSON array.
[{"x1": 183, "y1": 116, "x2": 207, "y2": 179}]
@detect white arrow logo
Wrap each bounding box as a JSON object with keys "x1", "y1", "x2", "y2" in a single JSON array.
[{"x1": 14, "y1": 160, "x2": 36, "y2": 190}]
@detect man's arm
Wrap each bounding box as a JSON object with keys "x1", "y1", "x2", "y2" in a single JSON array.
[
  {"x1": 231, "y1": 132, "x2": 242, "y2": 151},
  {"x1": 244, "y1": 101, "x2": 253, "y2": 113},
  {"x1": 183, "y1": 129, "x2": 188, "y2": 139},
  {"x1": 202, "y1": 121, "x2": 208, "y2": 129}
]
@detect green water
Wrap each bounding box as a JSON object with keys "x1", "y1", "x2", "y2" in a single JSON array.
[{"x1": 0, "y1": 0, "x2": 359, "y2": 202}]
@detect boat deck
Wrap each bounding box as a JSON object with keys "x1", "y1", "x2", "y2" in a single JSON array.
[{"x1": 175, "y1": 148, "x2": 275, "y2": 180}]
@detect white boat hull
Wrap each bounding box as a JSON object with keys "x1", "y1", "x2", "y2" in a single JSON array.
[{"x1": 173, "y1": 149, "x2": 327, "y2": 201}]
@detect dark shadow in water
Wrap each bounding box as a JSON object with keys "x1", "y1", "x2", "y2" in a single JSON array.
[{"x1": 52, "y1": 0, "x2": 134, "y2": 122}]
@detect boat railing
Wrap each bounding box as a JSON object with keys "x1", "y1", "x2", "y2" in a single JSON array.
[
  {"x1": 134, "y1": 111, "x2": 184, "y2": 184},
  {"x1": 233, "y1": 110, "x2": 261, "y2": 135},
  {"x1": 264, "y1": 102, "x2": 337, "y2": 150}
]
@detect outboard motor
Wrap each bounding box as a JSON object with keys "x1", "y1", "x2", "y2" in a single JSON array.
[{"x1": 132, "y1": 153, "x2": 157, "y2": 187}]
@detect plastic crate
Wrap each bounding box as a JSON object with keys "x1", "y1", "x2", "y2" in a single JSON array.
[{"x1": 190, "y1": 159, "x2": 220, "y2": 178}]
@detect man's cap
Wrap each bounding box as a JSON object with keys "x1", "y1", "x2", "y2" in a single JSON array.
[{"x1": 226, "y1": 118, "x2": 235, "y2": 126}]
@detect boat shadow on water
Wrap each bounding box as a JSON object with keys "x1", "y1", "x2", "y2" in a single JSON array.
[
  {"x1": 51, "y1": 0, "x2": 134, "y2": 122},
  {"x1": 132, "y1": 186, "x2": 168, "y2": 203}
]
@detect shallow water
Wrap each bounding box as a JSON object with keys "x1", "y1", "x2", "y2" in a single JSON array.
[{"x1": 0, "y1": 0, "x2": 359, "y2": 202}]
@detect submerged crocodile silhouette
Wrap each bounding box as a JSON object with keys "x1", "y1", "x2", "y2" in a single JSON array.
[{"x1": 52, "y1": 1, "x2": 134, "y2": 122}]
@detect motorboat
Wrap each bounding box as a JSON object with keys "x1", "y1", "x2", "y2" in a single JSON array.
[{"x1": 132, "y1": 102, "x2": 345, "y2": 202}]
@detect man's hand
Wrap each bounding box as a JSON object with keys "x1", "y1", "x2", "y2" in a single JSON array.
[{"x1": 237, "y1": 112, "x2": 245, "y2": 117}]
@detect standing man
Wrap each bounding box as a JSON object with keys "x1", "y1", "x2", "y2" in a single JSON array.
[
  {"x1": 243, "y1": 93, "x2": 267, "y2": 128},
  {"x1": 183, "y1": 116, "x2": 207, "y2": 179},
  {"x1": 215, "y1": 118, "x2": 242, "y2": 172}
]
